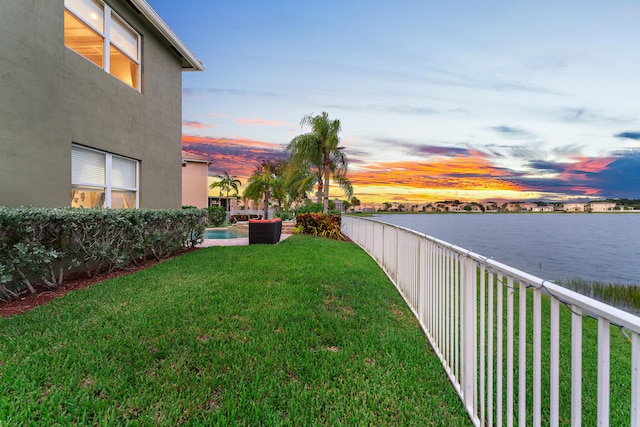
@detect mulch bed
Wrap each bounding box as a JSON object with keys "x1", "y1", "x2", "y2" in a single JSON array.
[{"x1": 0, "y1": 249, "x2": 196, "y2": 319}]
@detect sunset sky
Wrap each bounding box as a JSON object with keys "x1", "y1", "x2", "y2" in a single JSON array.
[{"x1": 149, "y1": 0, "x2": 640, "y2": 204}]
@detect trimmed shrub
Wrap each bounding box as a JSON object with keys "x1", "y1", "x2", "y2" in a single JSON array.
[
  {"x1": 296, "y1": 202, "x2": 323, "y2": 214},
  {"x1": 206, "y1": 206, "x2": 227, "y2": 227},
  {"x1": 274, "y1": 209, "x2": 294, "y2": 221},
  {"x1": 0, "y1": 207, "x2": 207, "y2": 301},
  {"x1": 295, "y1": 213, "x2": 346, "y2": 241}
]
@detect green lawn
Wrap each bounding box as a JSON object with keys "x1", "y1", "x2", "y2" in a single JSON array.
[{"x1": 0, "y1": 235, "x2": 471, "y2": 426}]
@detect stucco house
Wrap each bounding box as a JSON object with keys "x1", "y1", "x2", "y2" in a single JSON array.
[
  {"x1": 589, "y1": 202, "x2": 617, "y2": 212},
  {"x1": 503, "y1": 202, "x2": 521, "y2": 212},
  {"x1": 563, "y1": 203, "x2": 586, "y2": 212},
  {"x1": 482, "y1": 202, "x2": 498, "y2": 212},
  {"x1": 181, "y1": 151, "x2": 210, "y2": 209},
  {"x1": 519, "y1": 202, "x2": 537, "y2": 211},
  {"x1": 0, "y1": 0, "x2": 203, "y2": 209}
]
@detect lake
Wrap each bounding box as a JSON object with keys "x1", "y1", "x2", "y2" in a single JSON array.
[{"x1": 373, "y1": 213, "x2": 640, "y2": 286}]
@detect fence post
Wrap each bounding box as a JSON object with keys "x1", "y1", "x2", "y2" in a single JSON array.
[{"x1": 461, "y1": 256, "x2": 478, "y2": 419}]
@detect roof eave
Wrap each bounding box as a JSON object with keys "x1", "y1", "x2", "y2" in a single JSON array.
[
  {"x1": 130, "y1": 0, "x2": 204, "y2": 71},
  {"x1": 183, "y1": 158, "x2": 211, "y2": 164}
]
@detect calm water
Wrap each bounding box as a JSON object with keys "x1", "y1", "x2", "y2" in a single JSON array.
[
  {"x1": 374, "y1": 213, "x2": 640, "y2": 285},
  {"x1": 202, "y1": 228, "x2": 248, "y2": 239}
]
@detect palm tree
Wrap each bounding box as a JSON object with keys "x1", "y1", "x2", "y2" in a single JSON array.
[
  {"x1": 209, "y1": 171, "x2": 241, "y2": 222},
  {"x1": 281, "y1": 160, "x2": 316, "y2": 209},
  {"x1": 287, "y1": 112, "x2": 353, "y2": 214},
  {"x1": 243, "y1": 161, "x2": 276, "y2": 219}
]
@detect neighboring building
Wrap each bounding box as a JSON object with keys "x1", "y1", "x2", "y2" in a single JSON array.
[
  {"x1": 504, "y1": 202, "x2": 521, "y2": 212},
  {"x1": 589, "y1": 202, "x2": 617, "y2": 212},
  {"x1": 564, "y1": 203, "x2": 586, "y2": 212},
  {"x1": 482, "y1": 202, "x2": 498, "y2": 212},
  {"x1": 519, "y1": 203, "x2": 537, "y2": 211},
  {"x1": 356, "y1": 203, "x2": 377, "y2": 213},
  {"x1": 209, "y1": 196, "x2": 241, "y2": 210},
  {"x1": 1, "y1": 0, "x2": 203, "y2": 208},
  {"x1": 462, "y1": 203, "x2": 483, "y2": 212},
  {"x1": 446, "y1": 203, "x2": 463, "y2": 212},
  {"x1": 181, "y1": 151, "x2": 210, "y2": 209},
  {"x1": 532, "y1": 205, "x2": 554, "y2": 212}
]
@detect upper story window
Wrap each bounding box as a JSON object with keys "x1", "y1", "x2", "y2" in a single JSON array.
[
  {"x1": 72, "y1": 145, "x2": 139, "y2": 208},
  {"x1": 64, "y1": 0, "x2": 141, "y2": 91}
]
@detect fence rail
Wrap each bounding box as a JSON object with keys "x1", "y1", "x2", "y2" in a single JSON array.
[{"x1": 342, "y1": 216, "x2": 640, "y2": 427}]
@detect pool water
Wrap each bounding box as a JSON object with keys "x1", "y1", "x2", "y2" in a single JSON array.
[{"x1": 202, "y1": 228, "x2": 248, "y2": 239}]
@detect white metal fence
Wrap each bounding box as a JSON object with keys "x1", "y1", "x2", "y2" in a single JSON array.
[{"x1": 342, "y1": 216, "x2": 640, "y2": 427}]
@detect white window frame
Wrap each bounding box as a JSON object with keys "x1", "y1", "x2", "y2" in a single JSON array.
[
  {"x1": 72, "y1": 144, "x2": 140, "y2": 208},
  {"x1": 64, "y1": 0, "x2": 142, "y2": 92}
]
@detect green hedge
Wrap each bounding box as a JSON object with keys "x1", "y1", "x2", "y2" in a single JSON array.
[
  {"x1": 206, "y1": 206, "x2": 227, "y2": 226},
  {"x1": 0, "y1": 207, "x2": 207, "y2": 301},
  {"x1": 295, "y1": 213, "x2": 346, "y2": 241}
]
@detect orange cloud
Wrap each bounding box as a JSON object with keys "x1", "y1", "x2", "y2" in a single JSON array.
[
  {"x1": 349, "y1": 156, "x2": 523, "y2": 192},
  {"x1": 183, "y1": 134, "x2": 626, "y2": 205},
  {"x1": 182, "y1": 134, "x2": 287, "y2": 180}
]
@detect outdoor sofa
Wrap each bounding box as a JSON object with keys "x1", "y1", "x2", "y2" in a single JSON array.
[
  {"x1": 248, "y1": 218, "x2": 282, "y2": 244},
  {"x1": 230, "y1": 214, "x2": 262, "y2": 223}
]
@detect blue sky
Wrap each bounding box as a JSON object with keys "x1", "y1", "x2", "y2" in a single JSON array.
[{"x1": 149, "y1": 0, "x2": 640, "y2": 203}]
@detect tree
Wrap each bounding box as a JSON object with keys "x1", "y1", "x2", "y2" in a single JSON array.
[
  {"x1": 243, "y1": 161, "x2": 277, "y2": 219},
  {"x1": 287, "y1": 112, "x2": 353, "y2": 214},
  {"x1": 281, "y1": 160, "x2": 316, "y2": 209},
  {"x1": 209, "y1": 172, "x2": 241, "y2": 223},
  {"x1": 210, "y1": 172, "x2": 241, "y2": 204},
  {"x1": 267, "y1": 159, "x2": 310, "y2": 211}
]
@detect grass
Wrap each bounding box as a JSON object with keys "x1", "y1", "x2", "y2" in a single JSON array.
[
  {"x1": 0, "y1": 235, "x2": 471, "y2": 426},
  {"x1": 558, "y1": 277, "x2": 640, "y2": 315},
  {"x1": 478, "y1": 274, "x2": 634, "y2": 426}
]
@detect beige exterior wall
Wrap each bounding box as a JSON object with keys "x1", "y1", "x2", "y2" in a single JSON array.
[
  {"x1": 181, "y1": 161, "x2": 209, "y2": 208},
  {"x1": 0, "y1": 0, "x2": 186, "y2": 208},
  {"x1": 564, "y1": 203, "x2": 585, "y2": 212},
  {"x1": 590, "y1": 202, "x2": 617, "y2": 212},
  {"x1": 532, "y1": 206, "x2": 554, "y2": 212}
]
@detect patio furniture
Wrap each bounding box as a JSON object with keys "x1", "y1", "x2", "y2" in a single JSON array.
[{"x1": 249, "y1": 218, "x2": 282, "y2": 244}]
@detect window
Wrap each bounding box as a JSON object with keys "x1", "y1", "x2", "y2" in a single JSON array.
[
  {"x1": 72, "y1": 145, "x2": 139, "y2": 208},
  {"x1": 64, "y1": 0, "x2": 141, "y2": 90}
]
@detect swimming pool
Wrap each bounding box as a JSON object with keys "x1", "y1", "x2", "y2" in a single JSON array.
[{"x1": 202, "y1": 228, "x2": 248, "y2": 240}]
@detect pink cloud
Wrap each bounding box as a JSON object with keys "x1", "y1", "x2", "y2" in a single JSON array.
[
  {"x1": 182, "y1": 120, "x2": 214, "y2": 129},
  {"x1": 236, "y1": 118, "x2": 290, "y2": 127}
]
